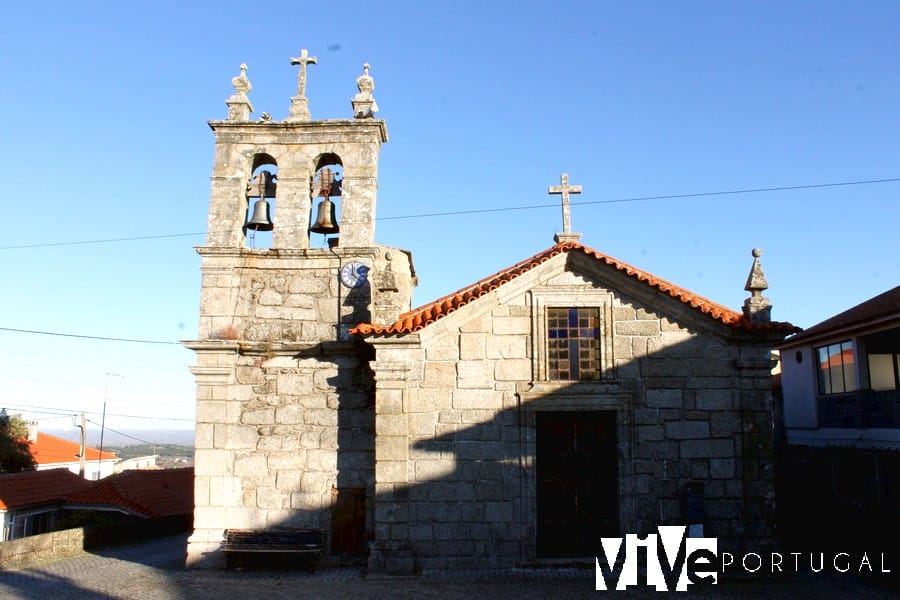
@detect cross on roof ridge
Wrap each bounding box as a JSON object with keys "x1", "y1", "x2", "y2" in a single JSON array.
[{"x1": 548, "y1": 173, "x2": 582, "y2": 243}]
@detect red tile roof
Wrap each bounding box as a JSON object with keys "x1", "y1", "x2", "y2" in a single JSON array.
[
  {"x1": 0, "y1": 468, "x2": 91, "y2": 510},
  {"x1": 29, "y1": 432, "x2": 117, "y2": 466},
  {"x1": 65, "y1": 468, "x2": 193, "y2": 518},
  {"x1": 352, "y1": 241, "x2": 799, "y2": 337}
]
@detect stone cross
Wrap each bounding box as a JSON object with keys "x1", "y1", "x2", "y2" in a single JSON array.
[
  {"x1": 549, "y1": 173, "x2": 582, "y2": 243},
  {"x1": 290, "y1": 49, "x2": 317, "y2": 98}
]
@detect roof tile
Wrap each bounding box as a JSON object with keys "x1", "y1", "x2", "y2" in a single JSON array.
[
  {"x1": 65, "y1": 468, "x2": 194, "y2": 518},
  {"x1": 29, "y1": 432, "x2": 117, "y2": 466},
  {"x1": 0, "y1": 468, "x2": 91, "y2": 510},
  {"x1": 352, "y1": 242, "x2": 799, "y2": 337}
]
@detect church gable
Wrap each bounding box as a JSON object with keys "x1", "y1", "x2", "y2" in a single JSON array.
[
  {"x1": 364, "y1": 241, "x2": 797, "y2": 571},
  {"x1": 352, "y1": 242, "x2": 798, "y2": 339}
]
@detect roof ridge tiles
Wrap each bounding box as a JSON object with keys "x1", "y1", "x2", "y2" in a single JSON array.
[{"x1": 351, "y1": 242, "x2": 799, "y2": 337}]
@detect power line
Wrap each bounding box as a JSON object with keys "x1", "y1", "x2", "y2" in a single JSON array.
[
  {"x1": 0, "y1": 177, "x2": 896, "y2": 251},
  {"x1": 0, "y1": 232, "x2": 204, "y2": 251},
  {"x1": 0, "y1": 326, "x2": 181, "y2": 345},
  {"x1": 1, "y1": 406, "x2": 77, "y2": 418},
  {"x1": 85, "y1": 419, "x2": 192, "y2": 451},
  {"x1": 0, "y1": 176, "x2": 896, "y2": 347},
  {"x1": 379, "y1": 177, "x2": 900, "y2": 221},
  {"x1": 1, "y1": 403, "x2": 194, "y2": 423},
  {"x1": 99, "y1": 412, "x2": 194, "y2": 423},
  {"x1": 2, "y1": 404, "x2": 78, "y2": 417}
]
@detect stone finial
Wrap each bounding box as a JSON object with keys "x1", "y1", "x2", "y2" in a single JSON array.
[
  {"x1": 352, "y1": 63, "x2": 379, "y2": 119},
  {"x1": 549, "y1": 173, "x2": 582, "y2": 243},
  {"x1": 743, "y1": 248, "x2": 772, "y2": 323},
  {"x1": 288, "y1": 49, "x2": 317, "y2": 122},
  {"x1": 374, "y1": 251, "x2": 398, "y2": 292},
  {"x1": 232, "y1": 64, "x2": 251, "y2": 95},
  {"x1": 226, "y1": 63, "x2": 254, "y2": 121}
]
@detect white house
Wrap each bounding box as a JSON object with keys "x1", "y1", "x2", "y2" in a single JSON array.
[
  {"x1": 779, "y1": 285, "x2": 900, "y2": 449},
  {"x1": 27, "y1": 427, "x2": 118, "y2": 480}
]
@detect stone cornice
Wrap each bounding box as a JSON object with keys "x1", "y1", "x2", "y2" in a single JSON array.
[
  {"x1": 516, "y1": 381, "x2": 634, "y2": 402},
  {"x1": 365, "y1": 335, "x2": 422, "y2": 349},
  {"x1": 188, "y1": 365, "x2": 233, "y2": 385},
  {"x1": 207, "y1": 118, "x2": 388, "y2": 143},
  {"x1": 183, "y1": 340, "x2": 239, "y2": 352},
  {"x1": 184, "y1": 338, "x2": 358, "y2": 357},
  {"x1": 195, "y1": 246, "x2": 380, "y2": 260},
  {"x1": 236, "y1": 340, "x2": 356, "y2": 357}
]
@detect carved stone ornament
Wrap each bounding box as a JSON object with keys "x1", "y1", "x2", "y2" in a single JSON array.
[
  {"x1": 352, "y1": 63, "x2": 379, "y2": 118},
  {"x1": 231, "y1": 63, "x2": 252, "y2": 97},
  {"x1": 743, "y1": 248, "x2": 772, "y2": 323},
  {"x1": 226, "y1": 63, "x2": 254, "y2": 121}
]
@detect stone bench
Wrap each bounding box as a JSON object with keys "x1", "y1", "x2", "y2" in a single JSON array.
[{"x1": 222, "y1": 528, "x2": 325, "y2": 572}]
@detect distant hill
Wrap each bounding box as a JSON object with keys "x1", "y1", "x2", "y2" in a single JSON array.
[{"x1": 44, "y1": 428, "x2": 195, "y2": 447}]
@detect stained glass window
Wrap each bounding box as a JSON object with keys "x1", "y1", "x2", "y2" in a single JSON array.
[{"x1": 547, "y1": 307, "x2": 601, "y2": 380}]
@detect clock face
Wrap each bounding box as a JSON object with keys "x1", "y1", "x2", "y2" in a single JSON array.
[{"x1": 340, "y1": 261, "x2": 369, "y2": 288}]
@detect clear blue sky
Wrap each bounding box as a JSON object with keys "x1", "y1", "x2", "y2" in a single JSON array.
[{"x1": 1, "y1": 2, "x2": 897, "y2": 438}]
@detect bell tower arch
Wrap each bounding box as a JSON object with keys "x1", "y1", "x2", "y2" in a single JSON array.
[{"x1": 185, "y1": 56, "x2": 415, "y2": 569}]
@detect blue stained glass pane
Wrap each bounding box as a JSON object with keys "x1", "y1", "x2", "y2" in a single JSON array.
[
  {"x1": 569, "y1": 339, "x2": 579, "y2": 379},
  {"x1": 569, "y1": 308, "x2": 579, "y2": 328},
  {"x1": 549, "y1": 329, "x2": 558, "y2": 339}
]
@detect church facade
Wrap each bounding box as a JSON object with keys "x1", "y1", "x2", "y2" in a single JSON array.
[{"x1": 185, "y1": 55, "x2": 798, "y2": 572}]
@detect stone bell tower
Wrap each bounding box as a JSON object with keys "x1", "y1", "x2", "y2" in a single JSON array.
[{"x1": 185, "y1": 54, "x2": 415, "y2": 568}]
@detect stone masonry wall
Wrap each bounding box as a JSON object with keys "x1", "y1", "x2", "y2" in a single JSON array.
[
  {"x1": 187, "y1": 246, "x2": 410, "y2": 567},
  {"x1": 0, "y1": 528, "x2": 84, "y2": 569},
  {"x1": 188, "y1": 347, "x2": 373, "y2": 568},
  {"x1": 369, "y1": 260, "x2": 777, "y2": 571}
]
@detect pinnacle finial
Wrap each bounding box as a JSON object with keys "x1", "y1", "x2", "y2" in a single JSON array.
[
  {"x1": 743, "y1": 248, "x2": 771, "y2": 323},
  {"x1": 231, "y1": 63, "x2": 252, "y2": 96},
  {"x1": 226, "y1": 63, "x2": 253, "y2": 121},
  {"x1": 352, "y1": 62, "x2": 379, "y2": 118}
]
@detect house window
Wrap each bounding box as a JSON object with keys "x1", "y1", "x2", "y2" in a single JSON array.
[
  {"x1": 6, "y1": 511, "x2": 54, "y2": 540},
  {"x1": 29, "y1": 511, "x2": 54, "y2": 536},
  {"x1": 547, "y1": 307, "x2": 601, "y2": 381},
  {"x1": 817, "y1": 341, "x2": 856, "y2": 395},
  {"x1": 869, "y1": 353, "x2": 900, "y2": 391}
]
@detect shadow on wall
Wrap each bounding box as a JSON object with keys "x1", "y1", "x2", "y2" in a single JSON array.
[{"x1": 185, "y1": 328, "x2": 804, "y2": 574}]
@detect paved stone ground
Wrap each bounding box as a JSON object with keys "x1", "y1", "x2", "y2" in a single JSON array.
[{"x1": 0, "y1": 534, "x2": 895, "y2": 599}]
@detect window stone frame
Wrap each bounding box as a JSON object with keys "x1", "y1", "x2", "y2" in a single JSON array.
[{"x1": 529, "y1": 289, "x2": 615, "y2": 382}]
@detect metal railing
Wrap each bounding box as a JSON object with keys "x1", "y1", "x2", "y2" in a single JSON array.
[{"x1": 818, "y1": 388, "x2": 900, "y2": 428}]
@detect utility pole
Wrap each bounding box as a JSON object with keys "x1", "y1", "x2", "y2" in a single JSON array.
[
  {"x1": 78, "y1": 412, "x2": 86, "y2": 478},
  {"x1": 98, "y1": 372, "x2": 123, "y2": 480}
]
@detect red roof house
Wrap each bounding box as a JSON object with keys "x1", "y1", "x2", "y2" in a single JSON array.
[
  {"x1": 28, "y1": 431, "x2": 118, "y2": 481},
  {"x1": 0, "y1": 469, "x2": 91, "y2": 540},
  {"x1": 65, "y1": 468, "x2": 194, "y2": 518}
]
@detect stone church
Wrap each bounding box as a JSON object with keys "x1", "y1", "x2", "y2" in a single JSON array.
[{"x1": 185, "y1": 54, "x2": 799, "y2": 572}]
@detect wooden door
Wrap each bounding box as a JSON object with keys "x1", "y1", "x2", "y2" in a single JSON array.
[{"x1": 536, "y1": 410, "x2": 619, "y2": 557}]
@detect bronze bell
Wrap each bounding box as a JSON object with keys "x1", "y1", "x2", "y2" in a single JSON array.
[
  {"x1": 245, "y1": 199, "x2": 274, "y2": 231},
  {"x1": 310, "y1": 198, "x2": 339, "y2": 234}
]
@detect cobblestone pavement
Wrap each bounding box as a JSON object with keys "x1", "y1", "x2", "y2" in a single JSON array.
[{"x1": 0, "y1": 534, "x2": 895, "y2": 599}]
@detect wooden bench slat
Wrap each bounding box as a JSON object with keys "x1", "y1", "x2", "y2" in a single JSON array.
[{"x1": 222, "y1": 528, "x2": 325, "y2": 572}]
